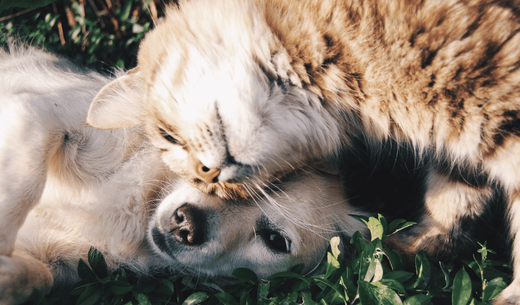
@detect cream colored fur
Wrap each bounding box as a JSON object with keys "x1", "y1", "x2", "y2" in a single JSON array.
[
  {"x1": 0, "y1": 47, "x2": 365, "y2": 305},
  {"x1": 86, "y1": 1, "x2": 520, "y2": 302}
]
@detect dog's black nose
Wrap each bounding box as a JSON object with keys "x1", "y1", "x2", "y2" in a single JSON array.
[{"x1": 168, "y1": 204, "x2": 206, "y2": 245}]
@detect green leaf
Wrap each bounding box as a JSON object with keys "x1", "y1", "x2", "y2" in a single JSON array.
[
  {"x1": 257, "y1": 280, "x2": 270, "y2": 302},
  {"x1": 314, "y1": 277, "x2": 347, "y2": 303},
  {"x1": 135, "y1": 278, "x2": 157, "y2": 294},
  {"x1": 76, "y1": 285, "x2": 101, "y2": 305},
  {"x1": 341, "y1": 264, "x2": 357, "y2": 301},
  {"x1": 359, "y1": 238, "x2": 384, "y2": 282},
  {"x1": 351, "y1": 231, "x2": 367, "y2": 253},
  {"x1": 201, "y1": 282, "x2": 224, "y2": 293},
  {"x1": 232, "y1": 268, "x2": 259, "y2": 285},
  {"x1": 452, "y1": 268, "x2": 472, "y2": 305},
  {"x1": 77, "y1": 259, "x2": 98, "y2": 282},
  {"x1": 388, "y1": 219, "x2": 416, "y2": 235},
  {"x1": 367, "y1": 217, "x2": 384, "y2": 241},
  {"x1": 70, "y1": 281, "x2": 98, "y2": 296},
  {"x1": 330, "y1": 236, "x2": 341, "y2": 259},
  {"x1": 215, "y1": 292, "x2": 238, "y2": 305},
  {"x1": 371, "y1": 282, "x2": 403, "y2": 305},
  {"x1": 350, "y1": 214, "x2": 370, "y2": 224},
  {"x1": 239, "y1": 290, "x2": 253, "y2": 305},
  {"x1": 300, "y1": 290, "x2": 319, "y2": 305},
  {"x1": 439, "y1": 261, "x2": 451, "y2": 289},
  {"x1": 325, "y1": 251, "x2": 341, "y2": 277},
  {"x1": 380, "y1": 279, "x2": 407, "y2": 295},
  {"x1": 109, "y1": 281, "x2": 133, "y2": 295},
  {"x1": 182, "y1": 292, "x2": 210, "y2": 305},
  {"x1": 383, "y1": 248, "x2": 403, "y2": 271},
  {"x1": 87, "y1": 247, "x2": 108, "y2": 279},
  {"x1": 135, "y1": 293, "x2": 152, "y2": 305},
  {"x1": 120, "y1": 0, "x2": 133, "y2": 21},
  {"x1": 385, "y1": 270, "x2": 414, "y2": 283},
  {"x1": 358, "y1": 281, "x2": 403, "y2": 305},
  {"x1": 403, "y1": 295, "x2": 432, "y2": 305},
  {"x1": 413, "y1": 251, "x2": 431, "y2": 289},
  {"x1": 482, "y1": 277, "x2": 507, "y2": 302},
  {"x1": 269, "y1": 271, "x2": 312, "y2": 285},
  {"x1": 154, "y1": 280, "x2": 175, "y2": 295}
]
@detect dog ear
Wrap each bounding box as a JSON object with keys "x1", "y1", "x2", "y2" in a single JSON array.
[{"x1": 86, "y1": 67, "x2": 145, "y2": 129}]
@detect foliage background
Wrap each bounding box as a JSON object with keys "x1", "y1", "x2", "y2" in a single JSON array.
[
  {"x1": 0, "y1": 0, "x2": 169, "y2": 72},
  {"x1": 0, "y1": 1, "x2": 513, "y2": 304}
]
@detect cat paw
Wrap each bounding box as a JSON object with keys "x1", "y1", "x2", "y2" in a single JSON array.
[{"x1": 493, "y1": 282, "x2": 520, "y2": 305}]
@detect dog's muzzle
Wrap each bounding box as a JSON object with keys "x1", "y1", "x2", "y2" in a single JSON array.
[{"x1": 152, "y1": 204, "x2": 208, "y2": 255}]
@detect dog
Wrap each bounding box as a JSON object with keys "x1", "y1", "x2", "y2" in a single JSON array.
[
  {"x1": 0, "y1": 47, "x2": 366, "y2": 305},
  {"x1": 85, "y1": 1, "x2": 520, "y2": 302}
]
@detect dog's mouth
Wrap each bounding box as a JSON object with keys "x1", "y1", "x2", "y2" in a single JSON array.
[{"x1": 151, "y1": 227, "x2": 172, "y2": 255}]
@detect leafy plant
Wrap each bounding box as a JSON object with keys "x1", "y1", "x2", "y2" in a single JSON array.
[
  {"x1": 30, "y1": 215, "x2": 512, "y2": 305},
  {"x1": 3, "y1": 2, "x2": 513, "y2": 304},
  {"x1": 0, "y1": 0, "x2": 161, "y2": 71}
]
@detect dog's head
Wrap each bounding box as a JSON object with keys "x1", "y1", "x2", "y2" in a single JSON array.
[
  {"x1": 86, "y1": 0, "x2": 343, "y2": 199},
  {"x1": 147, "y1": 169, "x2": 366, "y2": 279}
]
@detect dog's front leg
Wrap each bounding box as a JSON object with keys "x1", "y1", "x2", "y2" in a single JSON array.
[
  {"x1": 0, "y1": 157, "x2": 47, "y2": 257},
  {"x1": 0, "y1": 250, "x2": 53, "y2": 305},
  {"x1": 0, "y1": 105, "x2": 52, "y2": 257}
]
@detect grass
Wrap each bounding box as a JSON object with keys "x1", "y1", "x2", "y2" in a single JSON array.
[
  {"x1": 0, "y1": 0, "x2": 163, "y2": 71},
  {"x1": 29, "y1": 215, "x2": 511, "y2": 305},
  {"x1": 2, "y1": 1, "x2": 513, "y2": 304}
]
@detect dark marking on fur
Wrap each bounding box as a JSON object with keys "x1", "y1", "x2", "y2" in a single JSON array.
[
  {"x1": 428, "y1": 74, "x2": 436, "y2": 87},
  {"x1": 427, "y1": 93, "x2": 438, "y2": 106},
  {"x1": 484, "y1": 111, "x2": 520, "y2": 157},
  {"x1": 499, "y1": 110, "x2": 520, "y2": 136},
  {"x1": 435, "y1": 157, "x2": 488, "y2": 188},
  {"x1": 462, "y1": 13, "x2": 482, "y2": 40},
  {"x1": 421, "y1": 49, "x2": 438, "y2": 69},
  {"x1": 304, "y1": 62, "x2": 313, "y2": 75},
  {"x1": 409, "y1": 27, "x2": 425, "y2": 47},
  {"x1": 323, "y1": 34, "x2": 334, "y2": 48}
]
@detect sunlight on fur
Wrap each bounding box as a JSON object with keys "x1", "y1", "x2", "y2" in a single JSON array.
[{"x1": 0, "y1": 47, "x2": 366, "y2": 305}]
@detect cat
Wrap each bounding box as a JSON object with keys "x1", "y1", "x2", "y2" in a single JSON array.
[
  {"x1": 85, "y1": 0, "x2": 520, "y2": 302},
  {"x1": 0, "y1": 47, "x2": 366, "y2": 304}
]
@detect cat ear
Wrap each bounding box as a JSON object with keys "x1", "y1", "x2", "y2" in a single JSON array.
[{"x1": 86, "y1": 67, "x2": 145, "y2": 129}]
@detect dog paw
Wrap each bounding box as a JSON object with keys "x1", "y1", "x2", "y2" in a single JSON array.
[{"x1": 0, "y1": 254, "x2": 53, "y2": 305}]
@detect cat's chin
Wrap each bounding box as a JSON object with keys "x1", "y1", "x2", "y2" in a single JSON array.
[{"x1": 180, "y1": 166, "x2": 306, "y2": 200}]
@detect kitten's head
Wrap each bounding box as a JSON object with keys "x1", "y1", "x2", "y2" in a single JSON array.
[{"x1": 86, "y1": 0, "x2": 341, "y2": 198}]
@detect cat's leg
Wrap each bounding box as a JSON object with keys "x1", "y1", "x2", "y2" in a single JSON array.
[
  {"x1": 385, "y1": 167, "x2": 494, "y2": 263},
  {"x1": 0, "y1": 250, "x2": 53, "y2": 305},
  {"x1": 494, "y1": 192, "x2": 520, "y2": 305}
]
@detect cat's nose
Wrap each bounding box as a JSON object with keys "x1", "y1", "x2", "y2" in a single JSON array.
[{"x1": 188, "y1": 154, "x2": 221, "y2": 183}]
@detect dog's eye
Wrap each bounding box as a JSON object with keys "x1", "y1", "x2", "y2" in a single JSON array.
[
  {"x1": 159, "y1": 128, "x2": 179, "y2": 144},
  {"x1": 260, "y1": 229, "x2": 291, "y2": 254}
]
